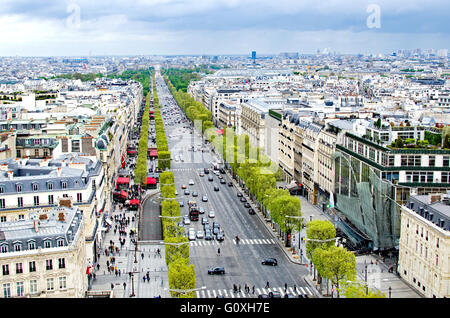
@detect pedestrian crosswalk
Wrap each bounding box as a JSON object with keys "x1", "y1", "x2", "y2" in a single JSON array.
[
  {"x1": 189, "y1": 238, "x2": 276, "y2": 247},
  {"x1": 195, "y1": 286, "x2": 314, "y2": 298}
]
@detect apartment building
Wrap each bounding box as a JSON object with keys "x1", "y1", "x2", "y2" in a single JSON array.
[
  {"x1": 0, "y1": 154, "x2": 105, "y2": 264},
  {"x1": 0, "y1": 206, "x2": 87, "y2": 298},
  {"x1": 398, "y1": 193, "x2": 449, "y2": 298}
]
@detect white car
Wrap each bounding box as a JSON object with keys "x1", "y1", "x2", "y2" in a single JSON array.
[
  {"x1": 188, "y1": 230, "x2": 196, "y2": 241},
  {"x1": 183, "y1": 216, "x2": 190, "y2": 225},
  {"x1": 208, "y1": 210, "x2": 215, "y2": 218},
  {"x1": 189, "y1": 179, "x2": 195, "y2": 185},
  {"x1": 196, "y1": 231, "x2": 204, "y2": 239}
]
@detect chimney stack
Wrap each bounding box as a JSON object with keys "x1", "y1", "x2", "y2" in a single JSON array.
[
  {"x1": 57, "y1": 167, "x2": 62, "y2": 177},
  {"x1": 7, "y1": 170, "x2": 13, "y2": 180},
  {"x1": 33, "y1": 219, "x2": 39, "y2": 233}
]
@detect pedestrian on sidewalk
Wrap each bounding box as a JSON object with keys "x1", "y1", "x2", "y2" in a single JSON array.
[
  {"x1": 141, "y1": 252, "x2": 144, "y2": 260},
  {"x1": 284, "y1": 283, "x2": 288, "y2": 292},
  {"x1": 118, "y1": 269, "x2": 121, "y2": 277},
  {"x1": 217, "y1": 248, "x2": 220, "y2": 256},
  {"x1": 252, "y1": 286, "x2": 255, "y2": 294},
  {"x1": 123, "y1": 282, "x2": 126, "y2": 290},
  {"x1": 143, "y1": 275, "x2": 146, "y2": 283},
  {"x1": 293, "y1": 284, "x2": 297, "y2": 292},
  {"x1": 111, "y1": 283, "x2": 114, "y2": 290},
  {"x1": 238, "y1": 284, "x2": 241, "y2": 292},
  {"x1": 266, "y1": 281, "x2": 270, "y2": 288},
  {"x1": 97, "y1": 263, "x2": 100, "y2": 271}
]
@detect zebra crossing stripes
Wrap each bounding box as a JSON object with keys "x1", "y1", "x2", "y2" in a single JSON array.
[
  {"x1": 190, "y1": 238, "x2": 276, "y2": 247},
  {"x1": 195, "y1": 286, "x2": 314, "y2": 298}
]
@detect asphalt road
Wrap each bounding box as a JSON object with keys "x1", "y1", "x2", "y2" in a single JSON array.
[{"x1": 155, "y1": 72, "x2": 312, "y2": 298}]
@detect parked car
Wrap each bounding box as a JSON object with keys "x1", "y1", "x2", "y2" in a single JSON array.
[
  {"x1": 228, "y1": 182, "x2": 233, "y2": 187},
  {"x1": 262, "y1": 258, "x2": 278, "y2": 266},
  {"x1": 208, "y1": 267, "x2": 225, "y2": 275},
  {"x1": 248, "y1": 208, "x2": 256, "y2": 215},
  {"x1": 244, "y1": 202, "x2": 251, "y2": 208},
  {"x1": 240, "y1": 197, "x2": 247, "y2": 202},
  {"x1": 179, "y1": 201, "x2": 184, "y2": 207},
  {"x1": 237, "y1": 192, "x2": 243, "y2": 197}
]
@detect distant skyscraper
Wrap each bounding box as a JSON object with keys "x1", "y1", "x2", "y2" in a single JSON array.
[{"x1": 251, "y1": 51, "x2": 256, "y2": 63}]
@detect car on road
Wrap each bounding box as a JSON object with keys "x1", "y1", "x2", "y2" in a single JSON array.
[
  {"x1": 196, "y1": 230, "x2": 204, "y2": 239},
  {"x1": 183, "y1": 216, "x2": 190, "y2": 225},
  {"x1": 202, "y1": 195, "x2": 208, "y2": 202},
  {"x1": 208, "y1": 176, "x2": 214, "y2": 182},
  {"x1": 220, "y1": 179, "x2": 226, "y2": 184},
  {"x1": 213, "y1": 185, "x2": 219, "y2": 191},
  {"x1": 228, "y1": 182, "x2": 233, "y2": 187},
  {"x1": 262, "y1": 258, "x2": 278, "y2": 266},
  {"x1": 188, "y1": 230, "x2": 196, "y2": 241},
  {"x1": 213, "y1": 227, "x2": 220, "y2": 235},
  {"x1": 179, "y1": 201, "x2": 184, "y2": 207},
  {"x1": 208, "y1": 267, "x2": 225, "y2": 275},
  {"x1": 248, "y1": 208, "x2": 256, "y2": 215},
  {"x1": 199, "y1": 207, "x2": 205, "y2": 214},
  {"x1": 192, "y1": 191, "x2": 198, "y2": 197},
  {"x1": 204, "y1": 223, "x2": 211, "y2": 231},
  {"x1": 208, "y1": 210, "x2": 215, "y2": 218},
  {"x1": 175, "y1": 190, "x2": 178, "y2": 196},
  {"x1": 218, "y1": 175, "x2": 223, "y2": 180},
  {"x1": 284, "y1": 294, "x2": 296, "y2": 298},
  {"x1": 298, "y1": 294, "x2": 309, "y2": 298},
  {"x1": 237, "y1": 192, "x2": 243, "y2": 197},
  {"x1": 258, "y1": 294, "x2": 270, "y2": 298},
  {"x1": 184, "y1": 189, "x2": 190, "y2": 195},
  {"x1": 201, "y1": 217, "x2": 208, "y2": 225},
  {"x1": 216, "y1": 233, "x2": 224, "y2": 241},
  {"x1": 181, "y1": 184, "x2": 187, "y2": 189},
  {"x1": 204, "y1": 168, "x2": 209, "y2": 174},
  {"x1": 244, "y1": 202, "x2": 251, "y2": 208},
  {"x1": 189, "y1": 179, "x2": 195, "y2": 185},
  {"x1": 269, "y1": 291, "x2": 282, "y2": 298},
  {"x1": 204, "y1": 230, "x2": 213, "y2": 240},
  {"x1": 240, "y1": 197, "x2": 247, "y2": 202},
  {"x1": 199, "y1": 172, "x2": 205, "y2": 177},
  {"x1": 219, "y1": 168, "x2": 225, "y2": 174}
]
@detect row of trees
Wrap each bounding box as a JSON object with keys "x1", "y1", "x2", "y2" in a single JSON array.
[
  {"x1": 162, "y1": 68, "x2": 202, "y2": 92},
  {"x1": 153, "y1": 74, "x2": 171, "y2": 171},
  {"x1": 134, "y1": 91, "x2": 151, "y2": 186}
]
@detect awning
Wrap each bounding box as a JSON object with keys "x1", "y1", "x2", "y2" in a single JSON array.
[
  {"x1": 116, "y1": 177, "x2": 130, "y2": 184},
  {"x1": 120, "y1": 190, "x2": 128, "y2": 198},
  {"x1": 129, "y1": 199, "x2": 139, "y2": 205},
  {"x1": 146, "y1": 177, "x2": 157, "y2": 185}
]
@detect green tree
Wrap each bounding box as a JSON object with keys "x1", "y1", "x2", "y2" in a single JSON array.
[
  {"x1": 312, "y1": 246, "x2": 356, "y2": 298},
  {"x1": 339, "y1": 281, "x2": 386, "y2": 298},
  {"x1": 164, "y1": 236, "x2": 189, "y2": 265},
  {"x1": 306, "y1": 220, "x2": 336, "y2": 259},
  {"x1": 168, "y1": 258, "x2": 196, "y2": 298}
]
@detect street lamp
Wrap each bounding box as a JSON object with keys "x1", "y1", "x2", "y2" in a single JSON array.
[{"x1": 285, "y1": 215, "x2": 303, "y2": 260}]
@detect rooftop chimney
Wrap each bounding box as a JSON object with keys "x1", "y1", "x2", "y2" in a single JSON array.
[
  {"x1": 33, "y1": 219, "x2": 39, "y2": 233},
  {"x1": 57, "y1": 167, "x2": 62, "y2": 177},
  {"x1": 428, "y1": 193, "x2": 442, "y2": 205},
  {"x1": 7, "y1": 170, "x2": 13, "y2": 180}
]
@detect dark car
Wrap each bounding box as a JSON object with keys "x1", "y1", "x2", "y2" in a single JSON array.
[
  {"x1": 208, "y1": 267, "x2": 225, "y2": 275},
  {"x1": 216, "y1": 233, "x2": 224, "y2": 241},
  {"x1": 214, "y1": 185, "x2": 219, "y2": 191},
  {"x1": 269, "y1": 291, "x2": 282, "y2": 298},
  {"x1": 237, "y1": 192, "x2": 243, "y2": 197},
  {"x1": 220, "y1": 179, "x2": 226, "y2": 184},
  {"x1": 240, "y1": 197, "x2": 247, "y2": 202},
  {"x1": 298, "y1": 294, "x2": 309, "y2": 298},
  {"x1": 228, "y1": 182, "x2": 233, "y2": 187},
  {"x1": 244, "y1": 202, "x2": 251, "y2": 208},
  {"x1": 184, "y1": 189, "x2": 190, "y2": 195},
  {"x1": 208, "y1": 176, "x2": 214, "y2": 182},
  {"x1": 262, "y1": 258, "x2": 278, "y2": 266},
  {"x1": 204, "y1": 168, "x2": 209, "y2": 174},
  {"x1": 258, "y1": 294, "x2": 270, "y2": 298},
  {"x1": 219, "y1": 168, "x2": 225, "y2": 174},
  {"x1": 248, "y1": 208, "x2": 256, "y2": 215}
]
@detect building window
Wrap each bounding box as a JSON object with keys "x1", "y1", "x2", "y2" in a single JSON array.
[
  {"x1": 32, "y1": 184, "x2": 38, "y2": 191},
  {"x1": 77, "y1": 193, "x2": 82, "y2": 203},
  {"x1": 14, "y1": 243, "x2": 21, "y2": 252},
  {"x1": 16, "y1": 184, "x2": 22, "y2": 192},
  {"x1": 3, "y1": 283, "x2": 11, "y2": 298},
  {"x1": 46, "y1": 278, "x2": 54, "y2": 291},
  {"x1": 58, "y1": 258, "x2": 65, "y2": 269},
  {"x1": 2, "y1": 264, "x2": 9, "y2": 275},
  {"x1": 0, "y1": 186, "x2": 3, "y2": 193},
  {"x1": 29, "y1": 261, "x2": 36, "y2": 272},
  {"x1": 436, "y1": 255, "x2": 439, "y2": 266},
  {"x1": 61, "y1": 182, "x2": 67, "y2": 189},
  {"x1": 16, "y1": 263, "x2": 23, "y2": 274},
  {"x1": 16, "y1": 282, "x2": 24, "y2": 297},
  {"x1": 48, "y1": 195, "x2": 54, "y2": 205},
  {"x1": 443, "y1": 156, "x2": 449, "y2": 167},
  {"x1": 18, "y1": 214, "x2": 24, "y2": 220},
  {"x1": 46, "y1": 259, "x2": 53, "y2": 270},
  {"x1": 18, "y1": 197, "x2": 23, "y2": 208},
  {"x1": 33, "y1": 196, "x2": 39, "y2": 206},
  {"x1": 57, "y1": 239, "x2": 64, "y2": 247},
  {"x1": 28, "y1": 241, "x2": 36, "y2": 250},
  {"x1": 0, "y1": 199, "x2": 5, "y2": 209},
  {"x1": 59, "y1": 277, "x2": 67, "y2": 290},
  {"x1": 0, "y1": 216, "x2": 6, "y2": 223},
  {"x1": 44, "y1": 241, "x2": 51, "y2": 249},
  {"x1": 429, "y1": 156, "x2": 435, "y2": 167},
  {"x1": 1, "y1": 244, "x2": 7, "y2": 253},
  {"x1": 29, "y1": 280, "x2": 37, "y2": 295},
  {"x1": 48, "y1": 183, "x2": 53, "y2": 190}
]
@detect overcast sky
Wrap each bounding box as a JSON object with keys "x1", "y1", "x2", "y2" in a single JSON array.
[{"x1": 0, "y1": 0, "x2": 449, "y2": 56}]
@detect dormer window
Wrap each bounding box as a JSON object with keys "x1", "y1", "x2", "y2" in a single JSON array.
[
  {"x1": 44, "y1": 240, "x2": 51, "y2": 248},
  {"x1": 57, "y1": 239, "x2": 64, "y2": 247},
  {"x1": 14, "y1": 243, "x2": 21, "y2": 252},
  {"x1": 0, "y1": 185, "x2": 4, "y2": 194},
  {"x1": 32, "y1": 184, "x2": 38, "y2": 191},
  {"x1": 1, "y1": 244, "x2": 8, "y2": 253},
  {"x1": 16, "y1": 184, "x2": 22, "y2": 193},
  {"x1": 28, "y1": 241, "x2": 36, "y2": 250},
  {"x1": 47, "y1": 183, "x2": 53, "y2": 190},
  {"x1": 61, "y1": 181, "x2": 67, "y2": 189}
]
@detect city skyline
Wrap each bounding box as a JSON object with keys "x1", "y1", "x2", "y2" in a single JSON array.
[{"x1": 0, "y1": 0, "x2": 449, "y2": 56}]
